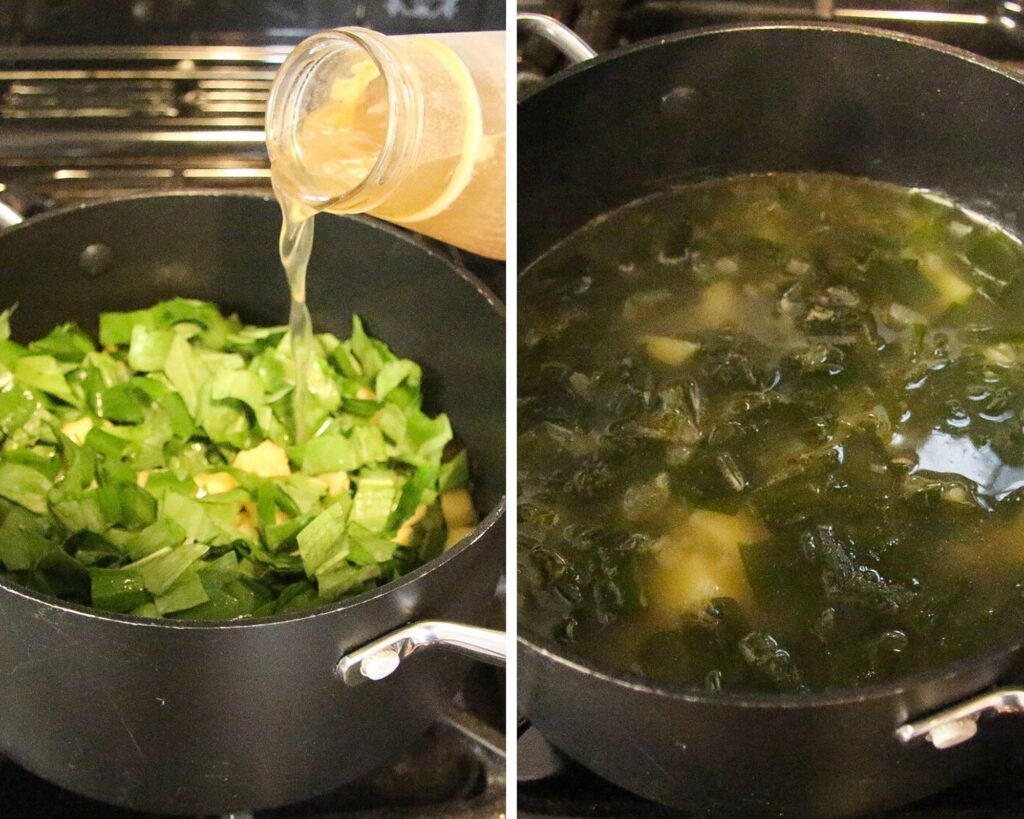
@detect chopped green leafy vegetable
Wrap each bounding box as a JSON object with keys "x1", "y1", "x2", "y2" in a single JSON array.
[
  {"x1": 0, "y1": 300, "x2": 474, "y2": 619},
  {"x1": 519, "y1": 173, "x2": 1024, "y2": 693}
]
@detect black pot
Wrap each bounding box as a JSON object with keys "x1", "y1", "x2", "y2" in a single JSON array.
[
  {"x1": 0, "y1": 193, "x2": 505, "y2": 815},
  {"x1": 518, "y1": 22, "x2": 1024, "y2": 817}
]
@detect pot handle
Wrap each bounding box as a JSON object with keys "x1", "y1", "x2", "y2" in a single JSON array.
[
  {"x1": 0, "y1": 184, "x2": 26, "y2": 229},
  {"x1": 896, "y1": 687, "x2": 1024, "y2": 749},
  {"x1": 517, "y1": 13, "x2": 597, "y2": 64},
  {"x1": 0, "y1": 182, "x2": 55, "y2": 229},
  {"x1": 336, "y1": 621, "x2": 506, "y2": 687}
]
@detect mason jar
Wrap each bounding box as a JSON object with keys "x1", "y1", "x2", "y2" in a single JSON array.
[{"x1": 266, "y1": 27, "x2": 505, "y2": 260}]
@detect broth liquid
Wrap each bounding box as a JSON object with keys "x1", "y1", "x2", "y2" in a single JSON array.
[
  {"x1": 518, "y1": 173, "x2": 1024, "y2": 693},
  {"x1": 277, "y1": 193, "x2": 315, "y2": 444}
]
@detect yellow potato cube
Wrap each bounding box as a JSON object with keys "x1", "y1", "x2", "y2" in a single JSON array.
[
  {"x1": 444, "y1": 526, "x2": 474, "y2": 551},
  {"x1": 641, "y1": 336, "x2": 700, "y2": 367},
  {"x1": 194, "y1": 471, "x2": 240, "y2": 498},
  {"x1": 232, "y1": 440, "x2": 291, "y2": 478},
  {"x1": 231, "y1": 503, "x2": 286, "y2": 540},
  {"x1": 985, "y1": 344, "x2": 1017, "y2": 367},
  {"x1": 686, "y1": 509, "x2": 769, "y2": 553},
  {"x1": 701, "y1": 281, "x2": 740, "y2": 327},
  {"x1": 393, "y1": 503, "x2": 429, "y2": 546},
  {"x1": 60, "y1": 416, "x2": 93, "y2": 446},
  {"x1": 441, "y1": 488, "x2": 477, "y2": 530},
  {"x1": 317, "y1": 471, "x2": 350, "y2": 496},
  {"x1": 918, "y1": 252, "x2": 973, "y2": 312},
  {"x1": 645, "y1": 509, "x2": 767, "y2": 622},
  {"x1": 234, "y1": 502, "x2": 258, "y2": 540}
]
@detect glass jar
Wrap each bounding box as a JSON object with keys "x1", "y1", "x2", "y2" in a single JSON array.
[{"x1": 266, "y1": 27, "x2": 506, "y2": 260}]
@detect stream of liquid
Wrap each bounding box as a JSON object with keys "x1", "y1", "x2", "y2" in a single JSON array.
[
  {"x1": 270, "y1": 34, "x2": 504, "y2": 442},
  {"x1": 270, "y1": 51, "x2": 383, "y2": 445},
  {"x1": 277, "y1": 192, "x2": 316, "y2": 444}
]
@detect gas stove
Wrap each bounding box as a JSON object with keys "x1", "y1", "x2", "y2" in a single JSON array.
[
  {"x1": 516, "y1": 2, "x2": 1024, "y2": 816},
  {"x1": 0, "y1": 3, "x2": 506, "y2": 817}
]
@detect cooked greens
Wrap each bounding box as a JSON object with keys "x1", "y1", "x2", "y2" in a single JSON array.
[
  {"x1": 0, "y1": 299, "x2": 476, "y2": 619},
  {"x1": 519, "y1": 174, "x2": 1024, "y2": 692}
]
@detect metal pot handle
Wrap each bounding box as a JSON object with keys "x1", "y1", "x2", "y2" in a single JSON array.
[
  {"x1": 896, "y1": 687, "x2": 1024, "y2": 749},
  {"x1": 0, "y1": 182, "x2": 55, "y2": 229},
  {"x1": 0, "y1": 184, "x2": 26, "y2": 229},
  {"x1": 336, "y1": 621, "x2": 506, "y2": 687},
  {"x1": 517, "y1": 13, "x2": 597, "y2": 64}
]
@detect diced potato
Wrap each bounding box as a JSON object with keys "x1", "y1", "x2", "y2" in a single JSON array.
[
  {"x1": 441, "y1": 487, "x2": 477, "y2": 530},
  {"x1": 317, "y1": 470, "x2": 350, "y2": 496},
  {"x1": 646, "y1": 548, "x2": 747, "y2": 618},
  {"x1": 445, "y1": 526, "x2": 474, "y2": 551},
  {"x1": 943, "y1": 485, "x2": 971, "y2": 506},
  {"x1": 234, "y1": 502, "x2": 258, "y2": 540},
  {"x1": 621, "y1": 473, "x2": 671, "y2": 523},
  {"x1": 786, "y1": 258, "x2": 811, "y2": 276},
  {"x1": 985, "y1": 344, "x2": 1017, "y2": 367},
  {"x1": 60, "y1": 416, "x2": 93, "y2": 446},
  {"x1": 232, "y1": 440, "x2": 291, "y2": 478},
  {"x1": 948, "y1": 220, "x2": 973, "y2": 239},
  {"x1": 700, "y1": 281, "x2": 740, "y2": 327},
  {"x1": 686, "y1": 509, "x2": 769, "y2": 552},
  {"x1": 714, "y1": 257, "x2": 739, "y2": 276},
  {"x1": 888, "y1": 302, "x2": 927, "y2": 327},
  {"x1": 309, "y1": 475, "x2": 328, "y2": 492},
  {"x1": 194, "y1": 471, "x2": 239, "y2": 498},
  {"x1": 393, "y1": 503, "x2": 429, "y2": 546},
  {"x1": 645, "y1": 509, "x2": 768, "y2": 622},
  {"x1": 622, "y1": 290, "x2": 672, "y2": 322},
  {"x1": 233, "y1": 502, "x2": 287, "y2": 540},
  {"x1": 640, "y1": 336, "x2": 700, "y2": 367},
  {"x1": 917, "y1": 252, "x2": 973, "y2": 311}
]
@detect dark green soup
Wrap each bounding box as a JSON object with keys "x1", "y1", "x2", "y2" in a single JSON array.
[{"x1": 518, "y1": 173, "x2": 1024, "y2": 693}]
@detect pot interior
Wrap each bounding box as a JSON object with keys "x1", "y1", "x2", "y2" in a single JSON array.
[{"x1": 518, "y1": 23, "x2": 1024, "y2": 696}]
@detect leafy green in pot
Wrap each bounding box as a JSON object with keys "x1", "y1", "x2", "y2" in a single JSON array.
[
  {"x1": 0, "y1": 299, "x2": 476, "y2": 619},
  {"x1": 518, "y1": 173, "x2": 1024, "y2": 692}
]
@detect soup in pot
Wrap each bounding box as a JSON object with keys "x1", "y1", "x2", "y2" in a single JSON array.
[{"x1": 518, "y1": 173, "x2": 1024, "y2": 693}]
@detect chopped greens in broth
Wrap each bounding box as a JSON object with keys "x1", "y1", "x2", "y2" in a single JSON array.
[{"x1": 518, "y1": 173, "x2": 1024, "y2": 693}]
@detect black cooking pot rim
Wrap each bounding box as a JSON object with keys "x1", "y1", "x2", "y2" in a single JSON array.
[
  {"x1": 518, "y1": 20, "x2": 1024, "y2": 110},
  {"x1": 0, "y1": 191, "x2": 507, "y2": 631},
  {"x1": 518, "y1": 22, "x2": 1024, "y2": 706},
  {"x1": 518, "y1": 630, "x2": 1023, "y2": 708}
]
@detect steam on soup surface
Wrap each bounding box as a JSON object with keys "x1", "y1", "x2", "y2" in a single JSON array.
[{"x1": 518, "y1": 173, "x2": 1024, "y2": 693}]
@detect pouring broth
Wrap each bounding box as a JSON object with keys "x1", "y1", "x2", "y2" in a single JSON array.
[{"x1": 518, "y1": 173, "x2": 1024, "y2": 693}]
